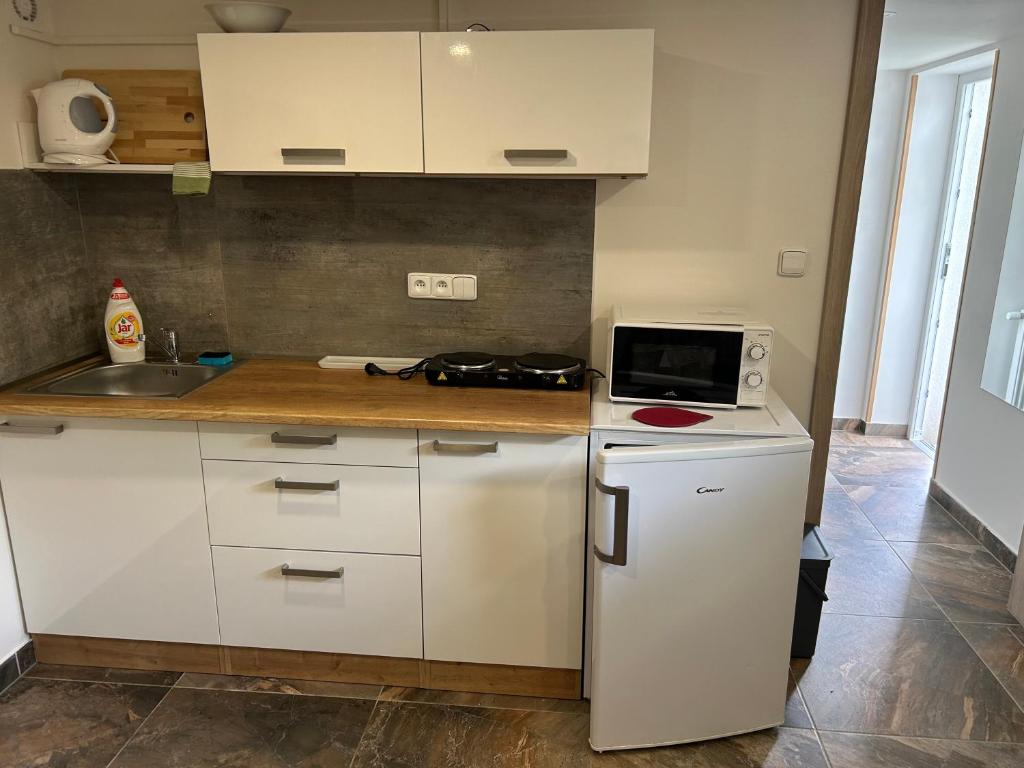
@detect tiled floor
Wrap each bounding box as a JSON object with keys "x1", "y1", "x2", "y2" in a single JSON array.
[{"x1": 2, "y1": 432, "x2": 1022, "y2": 767}]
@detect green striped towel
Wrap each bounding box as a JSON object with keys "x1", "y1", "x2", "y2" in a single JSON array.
[{"x1": 172, "y1": 161, "x2": 211, "y2": 196}]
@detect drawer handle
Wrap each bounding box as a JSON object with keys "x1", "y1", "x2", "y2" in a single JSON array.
[
  {"x1": 271, "y1": 432, "x2": 337, "y2": 446},
  {"x1": 274, "y1": 477, "x2": 340, "y2": 492},
  {"x1": 281, "y1": 564, "x2": 344, "y2": 579},
  {"x1": 504, "y1": 148, "x2": 568, "y2": 160},
  {"x1": 281, "y1": 148, "x2": 346, "y2": 164},
  {"x1": 432, "y1": 440, "x2": 498, "y2": 455},
  {"x1": 0, "y1": 422, "x2": 64, "y2": 435}
]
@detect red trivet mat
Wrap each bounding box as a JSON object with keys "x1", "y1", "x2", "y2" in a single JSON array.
[{"x1": 631, "y1": 406, "x2": 714, "y2": 428}]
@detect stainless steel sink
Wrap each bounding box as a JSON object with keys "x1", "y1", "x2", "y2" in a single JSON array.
[{"x1": 25, "y1": 362, "x2": 234, "y2": 399}]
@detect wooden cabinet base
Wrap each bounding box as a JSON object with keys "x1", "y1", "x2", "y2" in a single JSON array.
[{"x1": 32, "y1": 634, "x2": 582, "y2": 700}]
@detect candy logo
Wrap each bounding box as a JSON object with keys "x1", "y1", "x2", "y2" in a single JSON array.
[{"x1": 697, "y1": 486, "x2": 724, "y2": 494}]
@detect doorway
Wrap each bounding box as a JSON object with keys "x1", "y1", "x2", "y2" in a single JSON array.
[{"x1": 910, "y1": 71, "x2": 992, "y2": 454}]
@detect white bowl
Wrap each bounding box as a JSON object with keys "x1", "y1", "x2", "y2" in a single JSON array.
[{"x1": 205, "y1": 2, "x2": 292, "y2": 33}]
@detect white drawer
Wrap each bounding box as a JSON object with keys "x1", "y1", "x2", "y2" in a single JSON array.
[
  {"x1": 198, "y1": 423, "x2": 418, "y2": 467},
  {"x1": 213, "y1": 546, "x2": 423, "y2": 658},
  {"x1": 204, "y1": 461, "x2": 420, "y2": 554}
]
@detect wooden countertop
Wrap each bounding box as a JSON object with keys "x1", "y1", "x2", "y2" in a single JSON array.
[{"x1": 0, "y1": 358, "x2": 591, "y2": 436}]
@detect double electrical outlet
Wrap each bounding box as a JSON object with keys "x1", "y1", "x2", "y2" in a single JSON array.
[{"x1": 407, "y1": 273, "x2": 478, "y2": 301}]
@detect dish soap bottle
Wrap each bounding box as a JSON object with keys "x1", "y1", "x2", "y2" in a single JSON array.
[{"x1": 104, "y1": 278, "x2": 145, "y2": 363}]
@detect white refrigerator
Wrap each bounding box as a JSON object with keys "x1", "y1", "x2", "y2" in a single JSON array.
[{"x1": 589, "y1": 436, "x2": 812, "y2": 752}]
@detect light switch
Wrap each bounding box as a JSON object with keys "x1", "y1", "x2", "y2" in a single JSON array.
[
  {"x1": 778, "y1": 249, "x2": 807, "y2": 277},
  {"x1": 453, "y1": 276, "x2": 477, "y2": 300}
]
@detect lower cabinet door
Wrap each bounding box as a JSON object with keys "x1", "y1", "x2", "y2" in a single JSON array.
[
  {"x1": 419, "y1": 431, "x2": 587, "y2": 669},
  {"x1": 0, "y1": 417, "x2": 220, "y2": 644},
  {"x1": 213, "y1": 546, "x2": 423, "y2": 658}
]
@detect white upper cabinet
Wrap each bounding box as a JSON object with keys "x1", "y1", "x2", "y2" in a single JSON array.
[
  {"x1": 198, "y1": 32, "x2": 424, "y2": 173},
  {"x1": 197, "y1": 30, "x2": 654, "y2": 177},
  {"x1": 420, "y1": 30, "x2": 654, "y2": 176}
]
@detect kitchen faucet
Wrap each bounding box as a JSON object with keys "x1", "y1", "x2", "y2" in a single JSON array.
[{"x1": 140, "y1": 328, "x2": 180, "y2": 364}]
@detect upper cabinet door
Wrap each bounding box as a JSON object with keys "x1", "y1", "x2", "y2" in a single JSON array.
[
  {"x1": 421, "y1": 30, "x2": 654, "y2": 176},
  {"x1": 198, "y1": 33, "x2": 423, "y2": 173}
]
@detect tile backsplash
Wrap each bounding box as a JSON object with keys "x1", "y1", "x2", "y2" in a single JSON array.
[
  {"x1": 213, "y1": 176, "x2": 594, "y2": 359},
  {"x1": 76, "y1": 174, "x2": 231, "y2": 357},
  {"x1": 0, "y1": 172, "x2": 96, "y2": 386},
  {"x1": 0, "y1": 170, "x2": 595, "y2": 386}
]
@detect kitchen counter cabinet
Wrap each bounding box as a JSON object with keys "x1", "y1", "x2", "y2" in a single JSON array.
[
  {"x1": 203, "y1": 460, "x2": 421, "y2": 554},
  {"x1": 0, "y1": 380, "x2": 591, "y2": 695},
  {"x1": 213, "y1": 546, "x2": 423, "y2": 658},
  {"x1": 419, "y1": 430, "x2": 587, "y2": 669},
  {"x1": 0, "y1": 417, "x2": 220, "y2": 644},
  {"x1": 0, "y1": 359, "x2": 591, "y2": 436}
]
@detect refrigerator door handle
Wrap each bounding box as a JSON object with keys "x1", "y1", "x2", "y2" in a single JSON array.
[{"x1": 594, "y1": 479, "x2": 630, "y2": 566}]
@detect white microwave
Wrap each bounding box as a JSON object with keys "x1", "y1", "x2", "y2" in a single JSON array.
[{"x1": 608, "y1": 306, "x2": 773, "y2": 409}]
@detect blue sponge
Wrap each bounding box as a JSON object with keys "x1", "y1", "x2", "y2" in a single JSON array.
[{"x1": 197, "y1": 351, "x2": 233, "y2": 366}]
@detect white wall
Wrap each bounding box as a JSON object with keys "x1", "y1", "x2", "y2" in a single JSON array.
[
  {"x1": 936, "y1": 31, "x2": 1024, "y2": 554},
  {"x1": 0, "y1": 13, "x2": 58, "y2": 168},
  {"x1": 981, "y1": 149, "x2": 1024, "y2": 395},
  {"x1": 49, "y1": 0, "x2": 441, "y2": 70},
  {"x1": 0, "y1": 497, "x2": 26, "y2": 667},
  {"x1": 52, "y1": 0, "x2": 439, "y2": 35},
  {"x1": 835, "y1": 69, "x2": 910, "y2": 420},
  {"x1": 870, "y1": 72, "x2": 958, "y2": 425}
]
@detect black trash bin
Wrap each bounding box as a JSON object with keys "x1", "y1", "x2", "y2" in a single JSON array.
[{"x1": 791, "y1": 524, "x2": 832, "y2": 658}]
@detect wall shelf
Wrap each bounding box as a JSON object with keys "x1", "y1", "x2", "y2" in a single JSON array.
[{"x1": 25, "y1": 162, "x2": 174, "y2": 175}]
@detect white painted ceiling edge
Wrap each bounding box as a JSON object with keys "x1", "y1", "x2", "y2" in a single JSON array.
[
  {"x1": 916, "y1": 48, "x2": 999, "y2": 76},
  {"x1": 880, "y1": 0, "x2": 1024, "y2": 71}
]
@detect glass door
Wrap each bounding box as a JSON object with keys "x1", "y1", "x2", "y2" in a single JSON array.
[{"x1": 910, "y1": 71, "x2": 992, "y2": 454}]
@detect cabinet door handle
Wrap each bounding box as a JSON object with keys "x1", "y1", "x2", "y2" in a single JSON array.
[
  {"x1": 432, "y1": 440, "x2": 498, "y2": 455},
  {"x1": 274, "y1": 477, "x2": 340, "y2": 492},
  {"x1": 594, "y1": 479, "x2": 629, "y2": 566},
  {"x1": 281, "y1": 148, "x2": 346, "y2": 163},
  {"x1": 271, "y1": 432, "x2": 337, "y2": 446},
  {"x1": 0, "y1": 422, "x2": 64, "y2": 435},
  {"x1": 504, "y1": 148, "x2": 568, "y2": 160},
  {"x1": 281, "y1": 564, "x2": 344, "y2": 579}
]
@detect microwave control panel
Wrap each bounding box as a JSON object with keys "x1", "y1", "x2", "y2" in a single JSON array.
[{"x1": 738, "y1": 326, "x2": 772, "y2": 406}]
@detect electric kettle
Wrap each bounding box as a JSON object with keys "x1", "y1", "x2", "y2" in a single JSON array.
[{"x1": 32, "y1": 79, "x2": 118, "y2": 165}]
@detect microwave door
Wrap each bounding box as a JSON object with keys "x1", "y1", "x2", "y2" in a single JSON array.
[{"x1": 610, "y1": 325, "x2": 743, "y2": 406}]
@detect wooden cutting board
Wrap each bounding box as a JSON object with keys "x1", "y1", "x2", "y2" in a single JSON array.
[{"x1": 62, "y1": 69, "x2": 208, "y2": 164}]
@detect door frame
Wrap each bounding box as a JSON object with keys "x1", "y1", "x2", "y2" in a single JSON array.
[
  {"x1": 864, "y1": 73, "x2": 918, "y2": 426},
  {"x1": 805, "y1": 0, "x2": 886, "y2": 524},
  {"x1": 908, "y1": 68, "x2": 994, "y2": 453}
]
